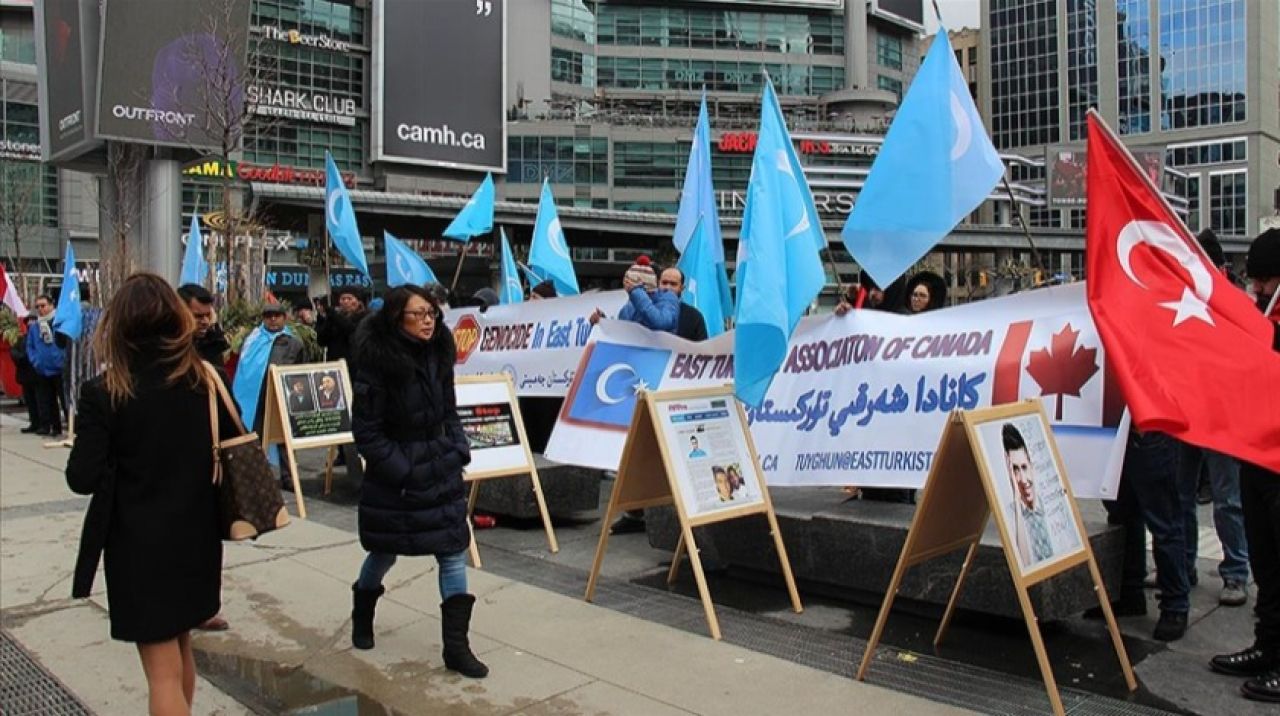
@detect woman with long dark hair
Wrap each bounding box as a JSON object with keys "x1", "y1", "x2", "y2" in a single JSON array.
[
  {"x1": 67, "y1": 273, "x2": 238, "y2": 715},
  {"x1": 348, "y1": 284, "x2": 487, "y2": 678}
]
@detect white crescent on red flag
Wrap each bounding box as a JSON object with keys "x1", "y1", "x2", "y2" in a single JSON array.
[
  {"x1": 0, "y1": 264, "x2": 28, "y2": 317},
  {"x1": 1084, "y1": 111, "x2": 1280, "y2": 471}
]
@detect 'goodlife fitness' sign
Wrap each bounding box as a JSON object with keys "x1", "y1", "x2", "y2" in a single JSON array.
[
  {"x1": 718, "y1": 132, "x2": 880, "y2": 158},
  {"x1": 183, "y1": 159, "x2": 357, "y2": 189}
]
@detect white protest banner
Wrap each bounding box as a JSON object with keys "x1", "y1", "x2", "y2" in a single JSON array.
[
  {"x1": 445, "y1": 290, "x2": 628, "y2": 396},
  {"x1": 545, "y1": 283, "x2": 1127, "y2": 499}
]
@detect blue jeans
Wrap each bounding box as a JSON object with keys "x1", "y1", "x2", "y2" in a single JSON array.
[
  {"x1": 356, "y1": 551, "x2": 468, "y2": 601},
  {"x1": 1125, "y1": 431, "x2": 1190, "y2": 614},
  {"x1": 1178, "y1": 442, "x2": 1249, "y2": 583}
]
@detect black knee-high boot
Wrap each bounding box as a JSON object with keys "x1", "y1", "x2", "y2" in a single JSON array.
[
  {"x1": 351, "y1": 583, "x2": 384, "y2": 650},
  {"x1": 440, "y1": 594, "x2": 488, "y2": 678}
]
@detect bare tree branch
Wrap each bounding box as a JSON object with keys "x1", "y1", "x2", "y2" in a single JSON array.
[{"x1": 0, "y1": 160, "x2": 44, "y2": 286}]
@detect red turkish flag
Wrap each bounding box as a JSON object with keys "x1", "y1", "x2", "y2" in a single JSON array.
[{"x1": 1085, "y1": 112, "x2": 1280, "y2": 471}]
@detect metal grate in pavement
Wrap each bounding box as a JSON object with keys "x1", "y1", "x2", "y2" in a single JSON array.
[
  {"x1": 476, "y1": 546, "x2": 1181, "y2": 716},
  {"x1": 0, "y1": 629, "x2": 93, "y2": 716}
]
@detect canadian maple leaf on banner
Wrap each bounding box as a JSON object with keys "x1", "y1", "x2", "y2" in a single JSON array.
[{"x1": 1026, "y1": 323, "x2": 1100, "y2": 421}]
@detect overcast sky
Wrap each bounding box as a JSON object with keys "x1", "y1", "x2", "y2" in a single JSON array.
[{"x1": 923, "y1": 0, "x2": 982, "y2": 33}]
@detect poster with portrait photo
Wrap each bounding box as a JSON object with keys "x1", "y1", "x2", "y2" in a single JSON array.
[
  {"x1": 973, "y1": 410, "x2": 1085, "y2": 577},
  {"x1": 654, "y1": 395, "x2": 764, "y2": 519},
  {"x1": 276, "y1": 366, "x2": 352, "y2": 442}
]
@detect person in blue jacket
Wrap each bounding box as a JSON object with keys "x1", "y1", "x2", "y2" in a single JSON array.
[
  {"x1": 25, "y1": 294, "x2": 67, "y2": 436},
  {"x1": 591, "y1": 255, "x2": 680, "y2": 333}
]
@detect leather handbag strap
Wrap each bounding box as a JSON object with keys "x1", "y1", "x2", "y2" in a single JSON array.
[
  {"x1": 202, "y1": 362, "x2": 249, "y2": 434},
  {"x1": 203, "y1": 363, "x2": 223, "y2": 485}
]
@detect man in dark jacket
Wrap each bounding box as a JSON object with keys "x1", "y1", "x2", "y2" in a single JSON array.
[
  {"x1": 1212, "y1": 228, "x2": 1280, "y2": 702},
  {"x1": 316, "y1": 288, "x2": 369, "y2": 365},
  {"x1": 662, "y1": 268, "x2": 708, "y2": 341},
  {"x1": 177, "y1": 284, "x2": 232, "y2": 382}
]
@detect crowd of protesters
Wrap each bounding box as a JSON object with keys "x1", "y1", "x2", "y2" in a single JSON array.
[{"x1": 0, "y1": 225, "x2": 1273, "y2": 712}]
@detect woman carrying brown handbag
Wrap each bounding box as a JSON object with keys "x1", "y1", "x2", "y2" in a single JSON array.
[{"x1": 67, "y1": 273, "x2": 239, "y2": 716}]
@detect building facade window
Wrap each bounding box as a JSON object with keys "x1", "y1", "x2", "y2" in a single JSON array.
[
  {"x1": 614, "y1": 201, "x2": 679, "y2": 214},
  {"x1": 1, "y1": 100, "x2": 57, "y2": 227},
  {"x1": 1208, "y1": 170, "x2": 1246, "y2": 237},
  {"x1": 253, "y1": 0, "x2": 365, "y2": 44},
  {"x1": 989, "y1": 0, "x2": 1060, "y2": 149},
  {"x1": 1165, "y1": 138, "x2": 1247, "y2": 167},
  {"x1": 252, "y1": 42, "x2": 364, "y2": 101},
  {"x1": 614, "y1": 142, "x2": 687, "y2": 189},
  {"x1": 877, "y1": 75, "x2": 903, "y2": 102},
  {"x1": 1065, "y1": 0, "x2": 1098, "y2": 141},
  {"x1": 877, "y1": 34, "x2": 903, "y2": 70},
  {"x1": 551, "y1": 0, "x2": 596, "y2": 44},
  {"x1": 1116, "y1": 0, "x2": 1152, "y2": 134},
  {"x1": 1185, "y1": 175, "x2": 1200, "y2": 232},
  {"x1": 507, "y1": 136, "x2": 608, "y2": 185},
  {"x1": 552, "y1": 47, "x2": 596, "y2": 87},
  {"x1": 0, "y1": 13, "x2": 36, "y2": 64},
  {"x1": 1158, "y1": 0, "x2": 1246, "y2": 130},
  {"x1": 597, "y1": 57, "x2": 842, "y2": 95},
  {"x1": 243, "y1": 123, "x2": 364, "y2": 172},
  {"x1": 596, "y1": 5, "x2": 843, "y2": 55}
]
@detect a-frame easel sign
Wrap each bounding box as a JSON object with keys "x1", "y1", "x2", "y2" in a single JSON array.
[
  {"x1": 856, "y1": 399, "x2": 1136, "y2": 716},
  {"x1": 584, "y1": 385, "x2": 802, "y2": 640},
  {"x1": 456, "y1": 373, "x2": 559, "y2": 568},
  {"x1": 260, "y1": 360, "x2": 356, "y2": 519}
]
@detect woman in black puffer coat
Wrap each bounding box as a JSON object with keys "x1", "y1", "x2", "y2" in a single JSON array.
[{"x1": 348, "y1": 284, "x2": 487, "y2": 678}]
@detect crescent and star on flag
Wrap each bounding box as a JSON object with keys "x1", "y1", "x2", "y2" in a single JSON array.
[{"x1": 1115, "y1": 220, "x2": 1216, "y2": 328}]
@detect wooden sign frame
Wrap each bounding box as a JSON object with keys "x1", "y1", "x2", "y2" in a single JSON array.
[
  {"x1": 456, "y1": 373, "x2": 559, "y2": 568},
  {"x1": 260, "y1": 360, "x2": 357, "y2": 519},
  {"x1": 855, "y1": 400, "x2": 1135, "y2": 716},
  {"x1": 584, "y1": 385, "x2": 802, "y2": 640}
]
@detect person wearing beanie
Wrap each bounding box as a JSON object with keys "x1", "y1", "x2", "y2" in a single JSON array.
[
  {"x1": 623, "y1": 256, "x2": 658, "y2": 292},
  {"x1": 590, "y1": 255, "x2": 678, "y2": 333},
  {"x1": 1211, "y1": 227, "x2": 1280, "y2": 702},
  {"x1": 317, "y1": 287, "x2": 369, "y2": 364},
  {"x1": 467, "y1": 287, "x2": 500, "y2": 313}
]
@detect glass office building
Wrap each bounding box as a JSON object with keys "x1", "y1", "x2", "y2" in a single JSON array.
[{"x1": 980, "y1": 0, "x2": 1279, "y2": 249}]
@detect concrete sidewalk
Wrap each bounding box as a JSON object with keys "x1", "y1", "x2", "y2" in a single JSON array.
[{"x1": 0, "y1": 417, "x2": 973, "y2": 716}]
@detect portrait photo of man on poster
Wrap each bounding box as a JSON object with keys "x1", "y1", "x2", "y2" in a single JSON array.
[
  {"x1": 312, "y1": 370, "x2": 346, "y2": 411},
  {"x1": 976, "y1": 414, "x2": 1084, "y2": 576},
  {"x1": 285, "y1": 374, "x2": 316, "y2": 415}
]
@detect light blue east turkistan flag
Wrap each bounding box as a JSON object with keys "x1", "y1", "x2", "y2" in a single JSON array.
[
  {"x1": 384, "y1": 231, "x2": 439, "y2": 287},
  {"x1": 324, "y1": 151, "x2": 369, "y2": 277},
  {"x1": 180, "y1": 211, "x2": 209, "y2": 286},
  {"x1": 734, "y1": 78, "x2": 827, "y2": 407},
  {"x1": 677, "y1": 216, "x2": 725, "y2": 337},
  {"x1": 528, "y1": 179, "x2": 579, "y2": 296},
  {"x1": 498, "y1": 228, "x2": 523, "y2": 304},
  {"x1": 673, "y1": 90, "x2": 733, "y2": 319},
  {"x1": 841, "y1": 30, "x2": 1004, "y2": 289},
  {"x1": 53, "y1": 242, "x2": 83, "y2": 339},
  {"x1": 443, "y1": 173, "x2": 495, "y2": 241}
]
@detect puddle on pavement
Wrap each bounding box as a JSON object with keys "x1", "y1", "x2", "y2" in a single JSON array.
[{"x1": 195, "y1": 649, "x2": 401, "y2": 715}]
